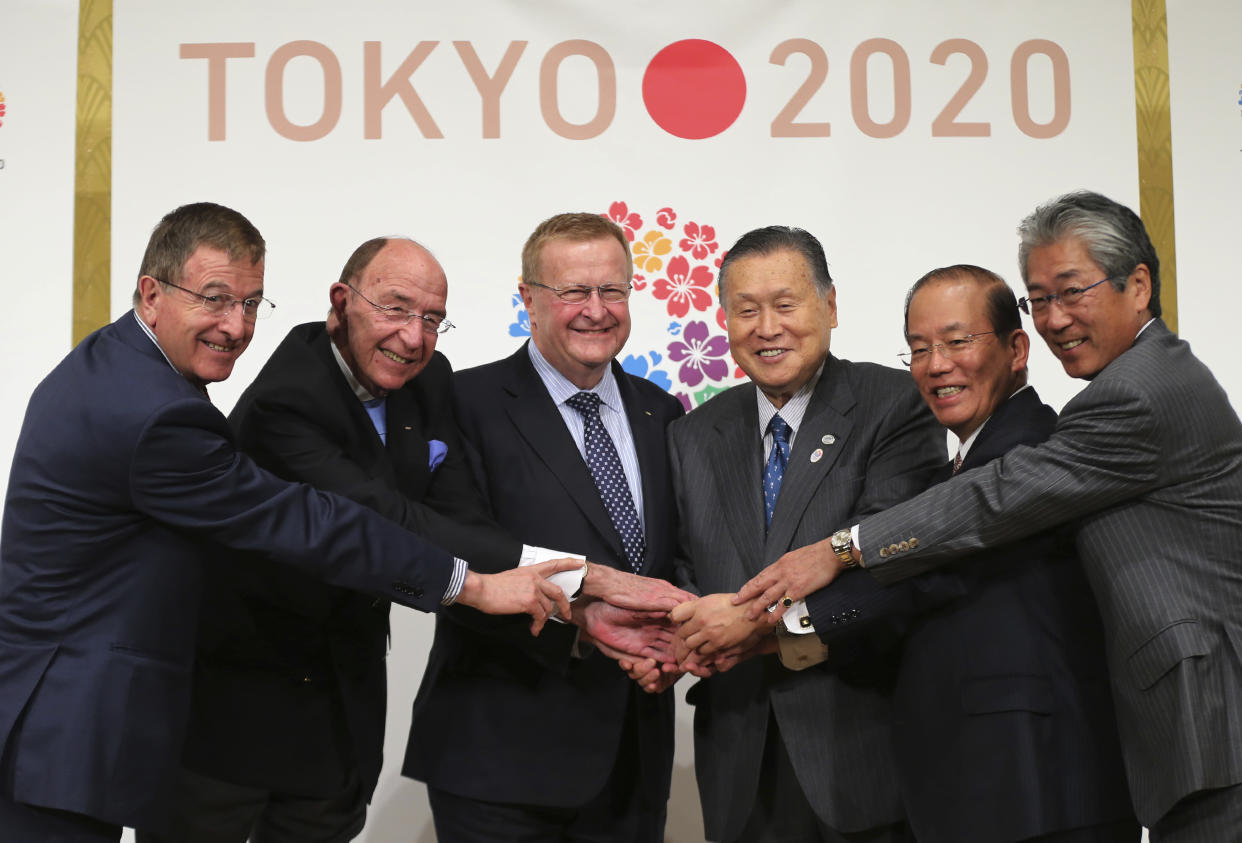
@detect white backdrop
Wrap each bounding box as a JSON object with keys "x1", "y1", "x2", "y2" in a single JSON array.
[{"x1": 3, "y1": 1, "x2": 1242, "y2": 840}]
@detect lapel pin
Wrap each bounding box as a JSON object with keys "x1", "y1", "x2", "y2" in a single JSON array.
[
  {"x1": 645, "y1": 410, "x2": 653, "y2": 416},
  {"x1": 821, "y1": 434, "x2": 836, "y2": 445},
  {"x1": 810, "y1": 448, "x2": 824, "y2": 463},
  {"x1": 404, "y1": 426, "x2": 413, "y2": 431}
]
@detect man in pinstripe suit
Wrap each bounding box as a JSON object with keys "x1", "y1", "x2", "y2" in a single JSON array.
[
  {"x1": 738, "y1": 192, "x2": 1242, "y2": 842},
  {"x1": 668, "y1": 226, "x2": 943, "y2": 842}
]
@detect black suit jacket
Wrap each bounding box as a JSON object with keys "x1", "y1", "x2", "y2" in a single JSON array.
[
  {"x1": 403, "y1": 343, "x2": 683, "y2": 807},
  {"x1": 809, "y1": 388, "x2": 1134, "y2": 842},
  {"x1": 0, "y1": 313, "x2": 454, "y2": 831},
  {"x1": 183, "y1": 322, "x2": 518, "y2": 799}
]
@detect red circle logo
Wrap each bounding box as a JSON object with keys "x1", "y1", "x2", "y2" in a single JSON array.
[{"x1": 642, "y1": 40, "x2": 746, "y2": 140}]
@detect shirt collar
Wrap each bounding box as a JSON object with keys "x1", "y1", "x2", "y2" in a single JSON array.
[
  {"x1": 330, "y1": 335, "x2": 380, "y2": 403},
  {"x1": 132, "y1": 310, "x2": 181, "y2": 376},
  {"x1": 956, "y1": 384, "x2": 1031, "y2": 462},
  {"x1": 755, "y1": 361, "x2": 826, "y2": 439},
  {"x1": 527, "y1": 340, "x2": 623, "y2": 413}
]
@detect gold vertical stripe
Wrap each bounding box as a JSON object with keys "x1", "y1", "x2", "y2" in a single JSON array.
[
  {"x1": 73, "y1": 0, "x2": 113, "y2": 345},
  {"x1": 1131, "y1": 0, "x2": 1177, "y2": 332}
]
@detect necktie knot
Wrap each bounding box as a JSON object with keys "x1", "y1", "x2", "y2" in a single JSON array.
[
  {"x1": 567, "y1": 391, "x2": 603, "y2": 416},
  {"x1": 768, "y1": 414, "x2": 791, "y2": 444}
]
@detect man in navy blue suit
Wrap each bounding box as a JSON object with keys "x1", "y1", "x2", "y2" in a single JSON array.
[{"x1": 0, "y1": 203, "x2": 575, "y2": 842}]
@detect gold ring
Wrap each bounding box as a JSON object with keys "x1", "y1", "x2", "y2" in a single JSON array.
[{"x1": 781, "y1": 596, "x2": 793, "y2": 608}]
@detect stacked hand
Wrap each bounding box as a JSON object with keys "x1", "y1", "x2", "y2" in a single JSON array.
[{"x1": 732, "y1": 539, "x2": 846, "y2": 622}]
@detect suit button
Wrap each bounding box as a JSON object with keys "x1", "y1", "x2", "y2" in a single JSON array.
[
  {"x1": 879, "y1": 547, "x2": 889, "y2": 558},
  {"x1": 888, "y1": 543, "x2": 900, "y2": 555},
  {"x1": 909, "y1": 537, "x2": 919, "y2": 549},
  {"x1": 898, "y1": 541, "x2": 909, "y2": 552}
]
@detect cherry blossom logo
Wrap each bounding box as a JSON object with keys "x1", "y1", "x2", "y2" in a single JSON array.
[
  {"x1": 510, "y1": 202, "x2": 746, "y2": 410},
  {"x1": 0, "y1": 91, "x2": 6, "y2": 129}
]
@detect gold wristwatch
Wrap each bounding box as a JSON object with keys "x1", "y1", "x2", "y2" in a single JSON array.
[{"x1": 830, "y1": 529, "x2": 859, "y2": 569}]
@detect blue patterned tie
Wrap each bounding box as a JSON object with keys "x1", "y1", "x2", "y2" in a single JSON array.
[
  {"x1": 763, "y1": 414, "x2": 791, "y2": 528},
  {"x1": 567, "y1": 392, "x2": 646, "y2": 572}
]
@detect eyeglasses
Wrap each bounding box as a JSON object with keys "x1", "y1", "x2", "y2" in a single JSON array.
[
  {"x1": 161, "y1": 280, "x2": 275, "y2": 321},
  {"x1": 1018, "y1": 276, "x2": 1116, "y2": 315},
  {"x1": 526, "y1": 281, "x2": 633, "y2": 304},
  {"x1": 899, "y1": 332, "x2": 995, "y2": 367},
  {"x1": 346, "y1": 284, "x2": 454, "y2": 335}
]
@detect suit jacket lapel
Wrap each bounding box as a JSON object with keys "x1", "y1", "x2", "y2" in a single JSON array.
[
  {"x1": 708, "y1": 387, "x2": 766, "y2": 579},
  {"x1": 384, "y1": 386, "x2": 431, "y2": 499},
  {"x1": 762, "y1": 357, "x2": 855, "y2": 563},
  {"x1": 501, "y1": 345, "x2": 628, "y2": 566},
  {"x1": 616, "y1": 365, "x2": 665, "y2": 576}
]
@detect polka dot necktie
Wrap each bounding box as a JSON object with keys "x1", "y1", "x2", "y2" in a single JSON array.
[
  {"x1": 763, "y1": 414, "x2": 791, "y2": 529},
  {"x1": 566, "y1": 391, "x2": 646, "y2": 572}
]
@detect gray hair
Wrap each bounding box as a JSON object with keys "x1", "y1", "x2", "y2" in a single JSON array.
[
  {"x1": 1017, "y1": 190, "x2": 1161, "y2": 318},
  {"x1": 718, "y1": 226, "x2": 833, "y2": 301}
]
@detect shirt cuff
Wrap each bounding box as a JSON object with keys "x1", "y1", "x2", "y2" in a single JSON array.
[
  {"x1": 776, "y1": 628, "x2": 829, "y2": 670},
  {"x1": 783, "y1": 599, "x2": 816, "y2": 634},
  {"x1": 851, "y1": 523, "x2": 862, "y2": 565},
  {"x1": 520, "y1": 545, "x2": 586, "y2": 625},
  {"x1": 440, "y1": 558, "x2": 469, "y2": 606}
]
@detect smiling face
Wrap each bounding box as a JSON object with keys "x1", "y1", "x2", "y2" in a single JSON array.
[
  {"x1": 723, "y1": 248, "x2": 836, "y2": 408},
  {"x1": 1024, "y1": 236, "x2": 1151, "y2": 379},
  {"x1": 906, "y1": 277, "x2": 1028, "y2": 440},
  {"x1": 138, "y1": 245, "x2": 263, "y2": 388},
  {"x1": 328, "y1": 239, "x2": 447, "y2": 398},
  {"x1": 520, "y1": 235, "x2": 632, "y2": 389}
]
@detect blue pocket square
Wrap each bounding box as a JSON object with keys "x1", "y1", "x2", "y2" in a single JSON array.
[{"x1": 428, "y1": 439, "x2": 447, "y2": 472}]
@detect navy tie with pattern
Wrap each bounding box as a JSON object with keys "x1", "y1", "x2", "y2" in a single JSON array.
[
  {"x1": 566, "y1": 391, "x2": 646, "y2": 572},
  {"x1": 763, "y1": 414, "x2": 791, "y2": 529}
]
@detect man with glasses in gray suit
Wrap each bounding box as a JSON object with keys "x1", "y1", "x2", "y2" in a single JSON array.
[{"x1": 738, "y1": 192, "x2": 1242, "y2": 843}]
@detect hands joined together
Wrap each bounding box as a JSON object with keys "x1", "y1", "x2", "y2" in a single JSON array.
[{"x1": 498, "y1": 538, "x2": 845, "y2": 688}]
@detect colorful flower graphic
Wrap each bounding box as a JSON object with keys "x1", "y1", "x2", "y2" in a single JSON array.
[
  {"x1": 679, "y1": 221, "x2": 718, "y2": 260},
  {"x1": 632, "y1": 229, "x2": 672, "y2": 272},
  {"x1": 607, "y1": 201, "x2": 643, "y2": 242},
  {"x1": 654, "y1": 256, "x2": 714, "y2": 318},
  {"x1": 656, "y1": 207, "x2": 677, "y2": 229},
  {"x1": 621, "y1": 351, "x2": 673, "y2": 392},
  {"x1": 0, "y1": 91, "x2": 6, "y2": 128},
  {"x1": 668, "y1": 320, "x2": 730, "y2": 387}
]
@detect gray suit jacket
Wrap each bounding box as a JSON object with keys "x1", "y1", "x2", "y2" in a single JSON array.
[
  {"x1": 860, "y1": 320, "x2": 1242, "y2": 826},
  {"x1": 670, "y1": 355, "x2": 942, "y2": 840}
]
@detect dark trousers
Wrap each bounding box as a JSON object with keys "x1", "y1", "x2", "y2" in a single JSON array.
[
  {"x1": 427, "y1": 707, "x2": 665, "y2": 843},
  {"x1": 732, "y1": 713, "x2": 913, "y2": 843},
  {"x1": 0, "y1": 791, "x2": 121, "y2": 843},
  {"x1": 1150, "y1": 783, "x2": 1242, "y2": 843},
  {"x1": 134, "y1": 766, "x2": 365, "y2": 843}
]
